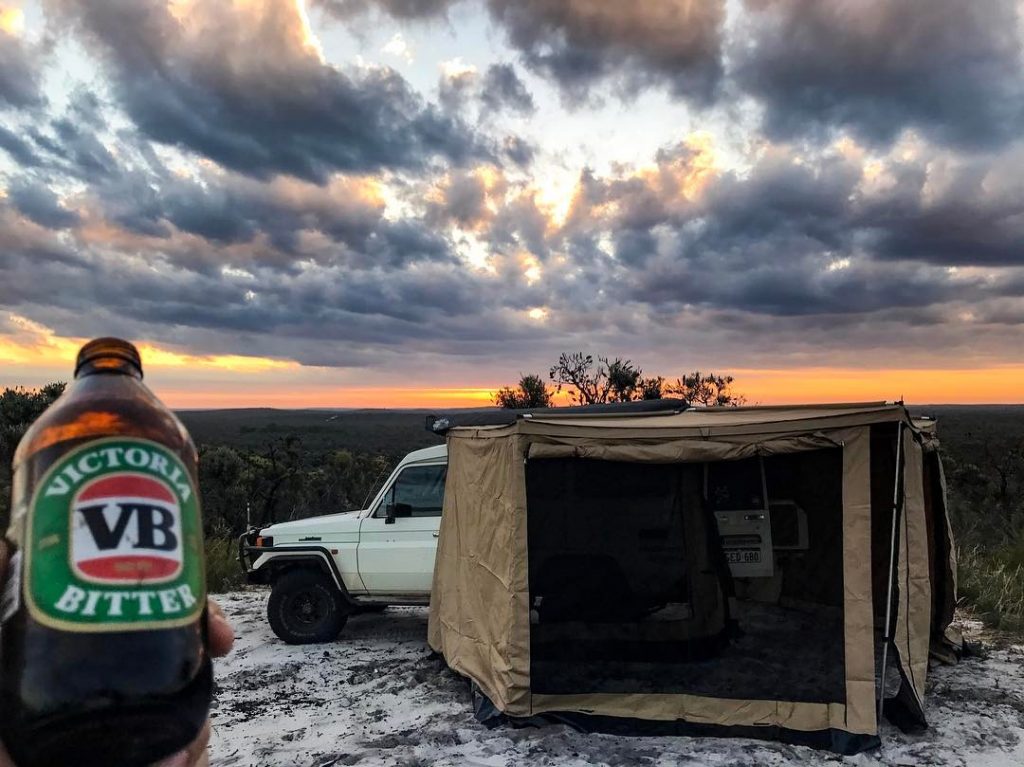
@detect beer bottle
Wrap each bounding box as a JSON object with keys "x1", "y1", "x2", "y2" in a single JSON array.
[{"x1": 0, "y1": 338, "x2": 211, "y2": 767}]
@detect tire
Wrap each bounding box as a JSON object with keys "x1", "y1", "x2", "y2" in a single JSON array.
[{"x1": 267, "y1": 568, "x2": 349, "y2": 644}]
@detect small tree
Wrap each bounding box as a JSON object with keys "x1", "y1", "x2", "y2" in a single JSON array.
[
  {"x1": 548, "y1": 352, "x2": 603, "y2": 405},
  {"x1": 639, "y1": 375, "x2": 664, "y2": 400},
  {"x1": 0, "y1": 382, "x2": 67, "y2": 528},
  {"x1": 606, "y1": 358, "x2": 643, "y2": 402},
  {"x1": 549, "y1": 353, "x2": 649, "y2": 405},
  {"x1": 494, "y1": 374, "x2": 553, "y2": 409},
  {"x1": 666, "y1": 372, "x2": 745, "y2": 407}
]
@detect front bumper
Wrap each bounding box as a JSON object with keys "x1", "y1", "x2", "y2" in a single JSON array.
[{"x1": 237, "y1": 528, "x2": 266, "y2": 581}]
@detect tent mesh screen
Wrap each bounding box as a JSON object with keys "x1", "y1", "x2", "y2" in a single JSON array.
[{"x1": 526, "y1": 451, "x2": 846, "y2": 704}]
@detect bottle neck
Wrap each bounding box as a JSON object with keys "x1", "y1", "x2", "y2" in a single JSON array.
[
  {"x1": 75, "y1": 358, "x2": 143, "y2": 380},
  {"x1": 74, "y1": 338, "x2": 144, "y2": 380}
]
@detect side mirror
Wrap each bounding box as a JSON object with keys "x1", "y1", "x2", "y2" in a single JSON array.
[{"x1": 385, "y1": 502, "x2": 413, "y2": 524}]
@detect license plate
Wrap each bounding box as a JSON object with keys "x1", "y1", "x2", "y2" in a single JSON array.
[{"x1": 726, "y1": 550, "x2": 761, "y2": 564}]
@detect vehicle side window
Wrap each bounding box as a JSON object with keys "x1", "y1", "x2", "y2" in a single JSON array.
[{"x1": 374, "y1": 465, "x2": 447, "y2": 518}]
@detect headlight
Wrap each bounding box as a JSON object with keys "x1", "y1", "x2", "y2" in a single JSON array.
[{"x1": 255, "y1": 535, "x2": 274, "y2": 548}]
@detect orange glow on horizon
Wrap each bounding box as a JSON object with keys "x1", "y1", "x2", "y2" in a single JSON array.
[
  {"x1": 151, "y1": 366, "x2": 1024, "y2": 410},
  {"x1": 159, "y1": 387, "x2": 501, "y2": 410},
  {"x1": 720, "y1": 367, "x2": 1024, "y2": 407}
]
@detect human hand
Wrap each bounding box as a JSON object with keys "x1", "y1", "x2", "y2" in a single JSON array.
[{"x1": 0, "y1": 541, "x2": 235, "y2": 767}]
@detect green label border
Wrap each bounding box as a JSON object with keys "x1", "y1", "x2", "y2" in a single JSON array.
[{"x1": 24, "y1": 437, "x2": 205, "y2": 632}]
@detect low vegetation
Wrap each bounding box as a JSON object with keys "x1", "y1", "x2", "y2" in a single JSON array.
[{"x1": 938, "y1": 406, "x2": 1024, "y2": 632}]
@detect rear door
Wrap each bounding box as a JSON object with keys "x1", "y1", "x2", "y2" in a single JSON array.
[{"x1": 357, "y1": 463, "x2": 446, "y2": 595}]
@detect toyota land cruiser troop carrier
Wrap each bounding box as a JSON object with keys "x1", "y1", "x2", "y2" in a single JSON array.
[{"x1": 239, "y1": 444, "x2": 446, "y2": 643}]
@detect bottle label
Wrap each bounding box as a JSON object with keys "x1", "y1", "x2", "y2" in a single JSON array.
[{"x1": 24, "y1": 438, "x2": 205, "y2": 631}]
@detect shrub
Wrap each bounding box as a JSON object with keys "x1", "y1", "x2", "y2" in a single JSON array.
[
  {"x1": 205, "y1": 536, "x2": 245, "y2": 594},
  {"x1": 957, "y1": 543, "x2": 1024, "y2": 632}
]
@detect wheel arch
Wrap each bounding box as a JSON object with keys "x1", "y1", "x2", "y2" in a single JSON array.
[{"x1": 253, "y1": 548, "x2": 356, "y2": 607}]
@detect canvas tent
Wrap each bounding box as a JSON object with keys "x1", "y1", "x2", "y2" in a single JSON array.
[{"x1": 427, "y1": 402, "x2": 959, "y2": 754}]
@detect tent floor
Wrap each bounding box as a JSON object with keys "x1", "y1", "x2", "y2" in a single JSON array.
[{"x1": 530, "y1": 599, "x2": 846, "y2": 703}]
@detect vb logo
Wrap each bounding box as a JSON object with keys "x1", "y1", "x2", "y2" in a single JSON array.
[{"x1": 71, "y1": 473, "x2": 184, "y2": 584}]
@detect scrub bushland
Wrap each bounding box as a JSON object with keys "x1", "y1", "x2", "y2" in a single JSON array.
[
  {"x1": 3, "y1": 386, "x2": 1024, "y2": 623},
  {"x1": 937, "y1": 406, "x2": 1024, "y2": 633}
]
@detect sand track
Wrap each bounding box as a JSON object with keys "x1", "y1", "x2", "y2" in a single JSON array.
[{"x1": 210, "y1": 590, "x2": 1024, "y2": 767}]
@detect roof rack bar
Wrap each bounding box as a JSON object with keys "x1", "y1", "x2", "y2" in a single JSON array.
[{"x1": 425, "y1": 398, "x2": 686, "y2": 435}]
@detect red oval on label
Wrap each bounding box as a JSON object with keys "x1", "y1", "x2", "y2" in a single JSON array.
[
  {"x1": 78, "y1": 475, "x2": 176, "y2": 504},
  {"x1": 77, "y1": 555, "x2": 181, "y2": 580}
]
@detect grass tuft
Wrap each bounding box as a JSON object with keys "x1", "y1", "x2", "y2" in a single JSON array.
[
  {"x1": 205, "y1": 536, "x2": 245, "y2": 594},
  {"x1": 957, "y1": 543, "x2": 1024, "y2": 632}
]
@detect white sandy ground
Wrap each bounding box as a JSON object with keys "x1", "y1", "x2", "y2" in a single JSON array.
[{"x1": 209, "y1": 590, "x2": 1024, "y2": 767}]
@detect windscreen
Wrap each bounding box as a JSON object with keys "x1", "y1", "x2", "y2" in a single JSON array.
[{"x1": 526, "y1": 449, "x2": 846, "y2": 705}]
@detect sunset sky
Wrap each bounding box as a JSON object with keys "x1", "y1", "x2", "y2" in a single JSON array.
[{"x1": 1, "y1": 1, "x2": 1023, "y2": 408}]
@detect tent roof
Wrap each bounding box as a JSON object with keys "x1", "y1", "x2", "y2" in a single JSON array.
[{"x1": 450, "y1": 401, "x2": 917, "y2": 440}]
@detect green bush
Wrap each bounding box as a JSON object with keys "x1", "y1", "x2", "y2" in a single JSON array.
[{"x1": 205, "y1": 536, "x2": 245, "y2": 594}]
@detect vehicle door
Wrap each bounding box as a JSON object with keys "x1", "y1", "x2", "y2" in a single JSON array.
[{"x1": 357, "y1": 463, "x2": 446, "y2": 595}]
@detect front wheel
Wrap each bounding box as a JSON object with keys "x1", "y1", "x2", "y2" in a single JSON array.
[{"x1": 267, "y1": 569, "x2": 349, "y2": 644}]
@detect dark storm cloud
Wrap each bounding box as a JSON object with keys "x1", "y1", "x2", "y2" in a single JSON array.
[
  {"x1": 624, "y1": 238, "x2": 972, "y2": 318},
  {"x1": 0, "y1": 215, "x2": 544, "y2": 367},
  {"x1": 734, "y1": 0, "x2": 1024, "y2": 148},
  {"x1": 7, "y1": 177, "x2": 80, "y2": 229},
  {"x1": 2, "y1": 131, "x2": 1021, "y2": 369},
  {"x1": 3, "y1": 93, "x2": 123, "y2": 182},
  {"x1": 489, "y1": 192, "x2": 549, "y2": 258},
  {"x1": 548, "y1": 138, "x2": 1023, "y2": 323},
  {"x1": 854, "y1": 150, "x2": 1024, "y2": 267},
  {"x1": 480, "y1": 64, "x2": 535, "y2": 115},
  {"x1": 696, "y1": 151, "x2": 861, "y2": 249},
  {"x1": 49, "y1": 0, "x2": 487, "y2": 182},
  {"x1": 311, "y1": 0, "x2": 458, "y2": 20},
  {"x1": 485, "y1": 0, "x2": 726, "y2": 104},
  {"x1": 0, "y1": 27, "x2": 43, "y2": 109},
  {"x1": 0, "y1": 204, "x2": 85, "y2": 273},
  {"x1": 425, "y1": 170, "x2": 487, "y2": 227},
  {"x1": 0, "y1": 124, "x2": 41, "y2": 166},
  {"x1": 321, "y1": 0, "x2": 726, "y2": 105},
  {"x1": 500, "y1": 135, "x2": 534, "y2": 167},
  {"x1": 1, "y1": 73, "x2": 460, "y2": 276},
  {"x1": 4, "y1": 0, "x2": 1022, "y2": 371}
]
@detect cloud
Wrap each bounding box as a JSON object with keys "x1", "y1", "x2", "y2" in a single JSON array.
[
  {"x1": 3, "y1": 1, "x2": 1023, "y2": 379},
  {"x1": 321, "y1": 0, "x2": 726, "y2": 105},
  {"x1": 438, "y1": 59, "x2": 479, "y2": 112},
  {"x1": 544, "y1": 134, "x2": 1024, "y2": 329},
  {"x1": 49, "y1": 0, "x2": 487, "y2": 182},
  {"x1": 438, "y1": 60, "x2": 535, "y2": 118},
  {"x1": 499, "y1": 135, "x2": 534, "y2": 167},
  {"x1": 311, "y1": 0, "x2": 457, "y2": 21},
  {"x1": 858, "y1": 144, "x2": 1024, "y2": 266},
  {"x1": 734, "y1": 0, "x2": 1024, "y2": 148},
  {"x1": 486, "y1": 0, "x2": 726, "y2": 104},
  {"x1": 381, "y1": 32, "x2": 413, "y2": 62},
  {"x1": 0, "y1": 123, "x2": 42, "y2": 165},
  {"x1": 426, "y1": 170, "x2": 488, "y2": 228},
  {"x1": 480, "y1": 63, "x2": 535, "y2": 115},
  {"x1": 0, "y1": 13, "x2": 44, "y2": 108},
  {"x1": 7, "y1": 177, "x2": 80, "y2": 229}
]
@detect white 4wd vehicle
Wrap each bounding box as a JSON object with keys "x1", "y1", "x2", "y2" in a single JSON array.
[{"x1": 239, "y1": 445, "x2": 447, "y2": 643}]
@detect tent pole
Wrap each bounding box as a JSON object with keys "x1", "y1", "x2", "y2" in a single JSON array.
[{"x1": 877, "y1": 422, "x2": 904, "y2": 728}]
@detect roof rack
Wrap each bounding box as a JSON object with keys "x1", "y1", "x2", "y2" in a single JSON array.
[{"x1": 425, "y1": 398, "x2": 687, "y2": 435}]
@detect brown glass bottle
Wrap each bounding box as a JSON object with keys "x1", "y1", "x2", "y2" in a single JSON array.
[{"x1": 0, "y1": 338, "x2": 211, "y2": 767}]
